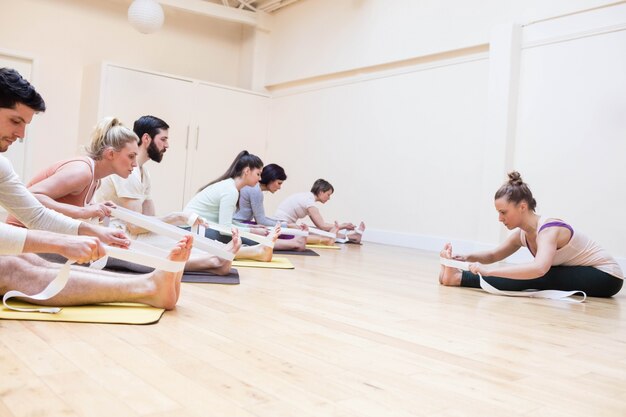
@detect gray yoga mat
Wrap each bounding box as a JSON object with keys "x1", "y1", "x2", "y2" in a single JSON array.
[
  {"x1": 104, "y1": 258, "x2": 239, "y2": 284},
  {"x1": 182, "y1": 269, "x2": 239, "y2": 284},
  {"x1": 273, "y1": 248, "x2": 320, "y2": 256},
  {"x1": 38, "y1": 255, "x2": 241, "y2": 285}
]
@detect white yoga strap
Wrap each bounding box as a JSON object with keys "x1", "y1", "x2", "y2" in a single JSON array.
[
  {"x1": 91, "y1": 240, "x2": 186, "y2": 273},
  {"x1": 2, "y1": 261, "x2": 73, "y2": 314},
  {"x1": 335, "y1": 227, "x2": 363, "y2": 243},
  {"x1": 280, "y1": 227, "x2": 309, "y2": 237},
  {"x1": 439, "y1": 257, "x2": 586, "y2": 302},
  {"x1": 3, "y1": 241, "x2": 186, "y2": 314},
  {"x1": 109, "y1": 207, "x2": 234, "y2": 260},
  {"x1": 308, "y1": 227, "x2": 336, "y2": 239}
]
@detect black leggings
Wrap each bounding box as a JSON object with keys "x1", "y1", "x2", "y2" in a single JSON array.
[
  {"x1": 461, "y1": 266, "x2": 623, "y2": 298},
  {"x1": 203, "y1": 227, "x2": 258, "y2": 246}
]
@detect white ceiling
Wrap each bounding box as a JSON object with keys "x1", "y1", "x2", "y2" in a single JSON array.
[{"x1": 205, "y1": 0, "x2": 302, "y2": 13}]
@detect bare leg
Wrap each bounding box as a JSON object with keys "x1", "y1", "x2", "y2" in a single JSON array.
[
  {"x1": 439, "y1": 243, "x2": 462, "y2": 286},
  {"x1": 235, "y1": 224, "x2": 280, "y2": 261},
  {"x1": 134, "y1": 231, "x2": 239, "y2": 276},
  {"x1": 337, "y1": 221, "x2": 366, "y2": 243},
  {"x1": 274, "y1": 236, "x2": 306, "y2": 251},
  {"x1": 0, "y1": 236, "x2": 192, "y2": 310},
  {"x1": 306, "y1": 224, "x2": 339, "y2": 246},
  {"x1": 347, "y1": 222, "x2": 366, "y2": 243}
]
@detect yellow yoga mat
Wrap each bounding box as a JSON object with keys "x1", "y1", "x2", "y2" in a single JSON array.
[
  {"x1": 306, "y1": 244, "x2": 341, "y2": 250},
  {"x1": 0, "y1": 301, "x2": 165, "y2": 325},
  {"x1": 232, "y1": 257, "x2": 294, "y2": 269}
]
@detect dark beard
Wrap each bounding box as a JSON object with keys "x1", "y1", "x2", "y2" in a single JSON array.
[{"x1": 147, "y1": 140, "x2": 165, "y2": 163}]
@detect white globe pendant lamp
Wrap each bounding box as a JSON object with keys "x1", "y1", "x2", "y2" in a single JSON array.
[{"x1": 128, "y1": 0, "x2": 165, "y2": 34}]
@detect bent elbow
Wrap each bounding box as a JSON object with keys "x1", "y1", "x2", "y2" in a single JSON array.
[{"x1": 535, "y1": 264, "x2": 552, "y2": 277}]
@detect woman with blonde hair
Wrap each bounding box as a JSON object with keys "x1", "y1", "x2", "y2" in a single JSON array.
[
  {"x1": 7, "y1": 117, "x2": 138, "y2": 226},
  {"x1": 8, "y1": 117, "x2": 239, "y2": 276}
]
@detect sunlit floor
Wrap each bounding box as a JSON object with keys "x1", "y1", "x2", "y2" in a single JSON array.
[{"x1": 1, "y1": 243, "x2": 625, "y2": 417}]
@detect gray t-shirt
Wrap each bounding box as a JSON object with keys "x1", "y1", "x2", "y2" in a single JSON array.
[{"x1": 234, "y1": 184, "x2": 283, "y2": 227}]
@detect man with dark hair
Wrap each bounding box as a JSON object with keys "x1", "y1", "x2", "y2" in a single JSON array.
[
  {"x1": 0, "y1": 68, "x2": 190, "y2": 310},
  {"x1": 96, "y1": 115, "x2": 169, "y2": 215},
  {"x1": 95, "y1": 115, "x2": 238, "y2": 274}
]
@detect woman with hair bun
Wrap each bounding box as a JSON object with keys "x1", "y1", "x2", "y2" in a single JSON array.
[{"x1": 439, "y1": 171, "x2": 623, "y2": 297}]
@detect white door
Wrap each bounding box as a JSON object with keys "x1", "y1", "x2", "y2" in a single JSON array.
[
  {"x1": 0, "y1": 54, "x2": 33, "y2": 181},
  {"x1": 99, "y1": 65, "x2": 195, "y2": 215},
  {"x1": 185, "y1": 83, "x2": 270, "y2": 204}
]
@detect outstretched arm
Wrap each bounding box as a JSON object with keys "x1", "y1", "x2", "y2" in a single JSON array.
[
  {"x1": 250, "y1": 190, "x2": 282, "y2": 227},
  {"x1": 23, "y1": 229, "x2": 107, "y2": 263},
  {"x1": 468, "y1": 229, "x2": 558, "y2": 279},
  {"x1": 110, "y1": 196, "x2": 152, "y2": 235},
  {"x1": 29, "y1": 163, "x2": 108, "y2": 220},
  {"x1": 306, "y1": 207, "x2": 334, "y2": 231},
  {"x1": 457, "y1": 231, "x2": 522, "y2": 264},
  {"x1": 0, "y1": 222, "x2": 104, "y2": 263}
]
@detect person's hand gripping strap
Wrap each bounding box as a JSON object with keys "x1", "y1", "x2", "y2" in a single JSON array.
[{"x1": 439, "y1": 257, "x2": 587, "y2": 302}]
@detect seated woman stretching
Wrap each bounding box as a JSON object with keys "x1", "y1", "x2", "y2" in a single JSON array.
[
  {"x1": 185, "y1": 150, "x2": 281, "y2": 261},
  {"x1": 233, "y1": 163, "x2": 308, "y2": 251},
  {"x1": 274, "y1": 178, "x2": 365, "y2": 245},
  {"x1": 7, "y1": 117, "x2": 237, "y2": 276},
  {"x1": 439, "y1": 172, "x2": 623, "y2": 297}
]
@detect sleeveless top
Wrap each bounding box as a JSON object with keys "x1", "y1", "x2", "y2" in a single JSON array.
[
  {"x1": 520, "y1": 216, "x2": 623, "y2": 279},
  {"x1": 6, "y1": 157, "x2": 98, "y2": 228}
]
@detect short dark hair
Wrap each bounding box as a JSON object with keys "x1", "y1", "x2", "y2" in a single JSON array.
[
  {"x1": 260, "y1": 164, "x2": 287, "y2": 185},
  {"x1": 133, "y1": 115, "x2": 169, "y2": 145},
  {"x1": 494, "y1": 171, "x2": 537, "y2": 211},
  {"x1": 0, "y1": 68, "x2": 46, "y2": 111},
  {"x1": 311, "y1": 179, "x2": 334, "y2": 195}
]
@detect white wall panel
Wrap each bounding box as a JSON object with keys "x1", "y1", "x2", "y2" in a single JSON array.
[
  {"x1": 265, "y1": 56, "x2": 491, "y2": 243},
  {"x1": 515, "y1": 28, "x2": 626, "y2": 256}
]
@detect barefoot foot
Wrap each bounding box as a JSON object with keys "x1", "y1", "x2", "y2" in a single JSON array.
[
  {"x1": 439, "y1": 243, "x2": 461, "y2": 286},
  {"x1": 141, "y1": 235, "x2": 193, "y2": 309}
]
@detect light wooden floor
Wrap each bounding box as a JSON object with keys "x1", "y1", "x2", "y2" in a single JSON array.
[{"x1": 1, "y1": 243, "x2": 626, "y2": 417}]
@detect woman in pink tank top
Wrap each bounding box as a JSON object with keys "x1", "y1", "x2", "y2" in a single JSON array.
[
  {"x1": 438, "y1": 172, "x2": 623, "y2": 297},
  {"x1": 6, "y1": 117, "x2": 138, "y2": 227}
]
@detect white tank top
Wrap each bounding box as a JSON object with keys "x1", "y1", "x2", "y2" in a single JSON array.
[{"x1": 520, "y1": 216, "x2": 623, "y2": 279}]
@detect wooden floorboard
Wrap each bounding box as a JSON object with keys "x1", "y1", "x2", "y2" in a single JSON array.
[{"x1": 1, "y1": 243, "x2": 625, "y2": 416}]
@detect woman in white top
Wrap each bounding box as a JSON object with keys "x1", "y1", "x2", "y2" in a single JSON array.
[
  {"x1": 185, "y1": 150, "x2": 280, "y2": 261},
  {"x1": 439, "y1": 172, "x2": 623, "y2": 297},
  {"x1": 274, "y1": 179, "x2": 366, "y2": 245}
]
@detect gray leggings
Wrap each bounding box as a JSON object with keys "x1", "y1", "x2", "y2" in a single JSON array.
[{"x1": 461, "y1": 266, "x2": 623, "y2": 298}]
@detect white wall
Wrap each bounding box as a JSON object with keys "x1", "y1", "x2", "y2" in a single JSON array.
[
  {"x1": 514, "y1": 5, "x2": 626, "y2": 259},
  {"x1": 1, "y1": 0, "x2": 624, "y2": 266},
  {"x1": 264, "y1": 0, "x2": 626, "y2": 266},
  {"x1": 267, "y1": 0, "x2": 616, "y2": 86},
  {"x1": 264, "y1": 52, "x2": 494, "y2": 249},
  {"x1": 0, "y1": 0, "x2": 244, "y2": 179}
]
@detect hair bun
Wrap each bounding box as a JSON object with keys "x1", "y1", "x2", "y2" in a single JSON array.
[{"x1": 507, "y1": 171, "x2": 523, "y2": 186}]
